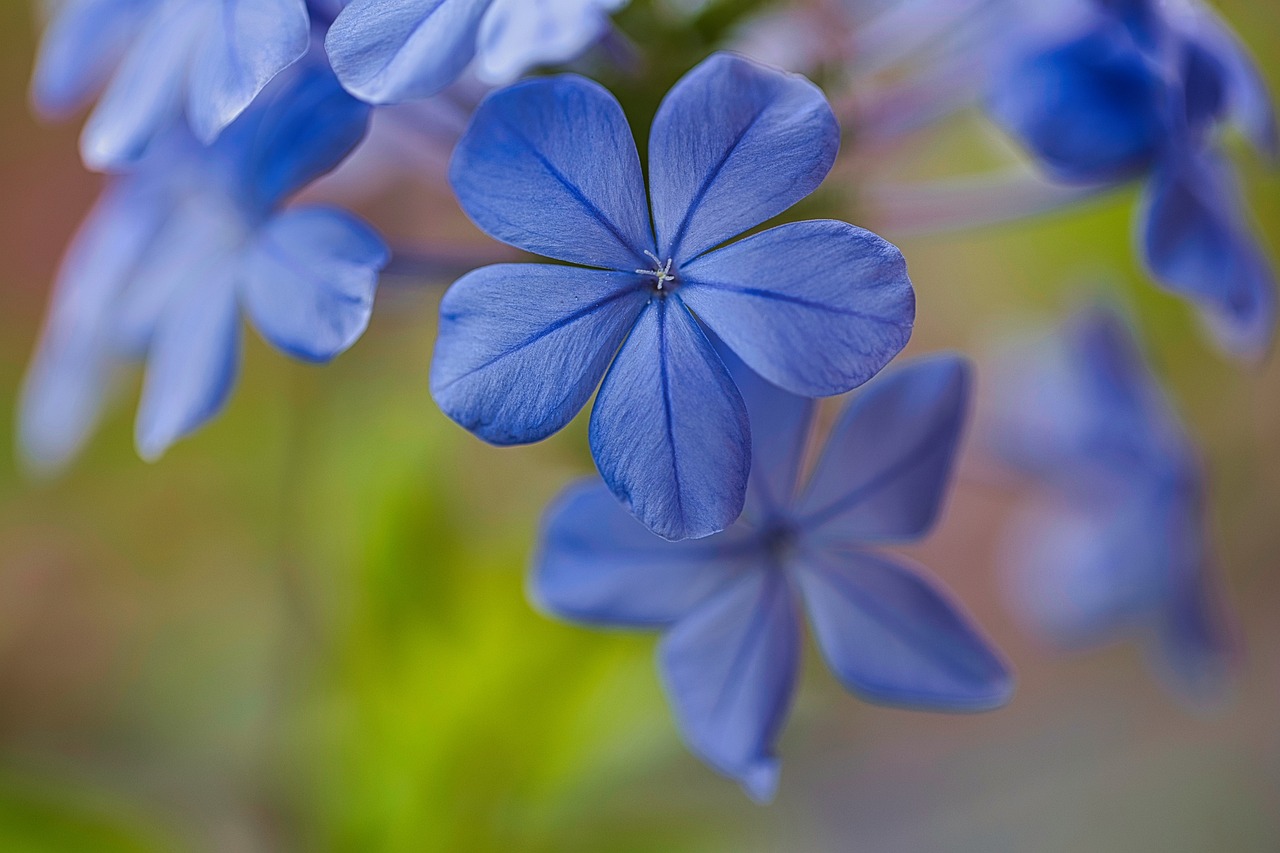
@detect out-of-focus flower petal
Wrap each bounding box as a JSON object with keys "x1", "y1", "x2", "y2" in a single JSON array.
[
  {"x1": 241, "y1": 207, "x2": 387, "y2": 362},
  {"x1": 449, "y1": 75, "x2": 654, "y2": 269},
  {"x1": 680, "y1": 220, "x2": 914, "y2": 397},
  {"x1": 474, "y1": 0, "x2": 624, "y2": 84},
  {"x1": 186, "y1": 0, "x2": 310, "y2": 143},
  {"x1": 660, "y1": 568, "x2": 800, "y2": 803},
  {"x1": 134, "y1": 272, "x2": 242, "y2": 461},
  {"x1": 431, "y1": 264, "x2": 648, "y2": 445},
  {"x1": 590, "y1": 297, "x2": 750, "y2": 541},
  {"x1": 796, "y1": 355, "x2": 970, "y2": 542},
  {"x1": 326, "y1": 0, "x2": 491, "y2": 104},
  {"x1": 649, "y1": 53, "x2": 839, "y2": 264},
  {"x1": 31, "y1": 0, "x2": 151, "y2": 119},
  {"x1": 797, "y1": 548, "x2": 1012, "y2": 710},
  {"x1": 534, "y1": 480, "x2": 755, "y2": 627}
]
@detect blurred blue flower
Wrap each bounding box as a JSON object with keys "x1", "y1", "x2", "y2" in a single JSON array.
[
  {"x1": 987, "y1": 305, "x2": 1236, "y2": 705},
  {"x1": 988, "y1": 0, "x2": 1277, "y2": 358},
  {"x1": 534, "y1": 353, "x2": 1011, "y2": 801},
  {"x1": 31, "y1": 0, "x2": 321, "y2": 170},
  {"x1": 325, "y1": 0, "x2": 628, "y2": 104},
  {"x1": 19, "y1": 55, "x2": 386, "y2": 470},
  {"x1": 431, "y1": 53, "x2": 915, "y2": 541}
]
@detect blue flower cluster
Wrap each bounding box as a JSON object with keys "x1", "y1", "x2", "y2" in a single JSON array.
[{"x1": 18, "y1": 0, "x2": 1270, "y2": 801}]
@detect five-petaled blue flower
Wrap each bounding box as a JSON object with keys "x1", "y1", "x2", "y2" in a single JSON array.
[
  {"x1": 431, "y1": 53, "x2": 915, "y2": 541},
  {"x1": 326, "y1": 0, "x2": 629, "y2": 103},
  {"x1": 30, "y1": 0, "x2": 340, "y2": 171},
  {"x1": 19, "y1": 55, "x2": 387, "y2": 470},
  {"x1": 986, "y1": 305, "x2": 1235, "y2": 704},
  {"x1": 987, "y1": 0, "x2": 1277, "y2": 358},
  {"x1": 534, "y1": 352, "x2": 1012, "y2": 801}
]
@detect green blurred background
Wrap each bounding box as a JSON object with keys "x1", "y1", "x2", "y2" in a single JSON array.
[{"x1": 0, "y1": 1, "x2": 1278, "y2": 850}]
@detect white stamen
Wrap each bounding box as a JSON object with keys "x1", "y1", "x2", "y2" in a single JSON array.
[{"x1": 636, "y1": 250, "x2": 676, "y2": 290}]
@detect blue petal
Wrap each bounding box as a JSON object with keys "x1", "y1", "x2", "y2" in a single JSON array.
[
  {"x1": 715, "y1": 345, "x2": 815, "y2": 525},
  {"x1": 590, "y1": 297, "x2": 750, "y2": 541},
  {"x1": 1152, "y1": 558, "x2": 1236, "y2": 705},
  {"x1": 473, "y1": 0, "x2": 621, "y2": 84},
  {"x1": 659, "y1": 568, "x2": 799, "y2": 803},
  {"x1": 987, "y1": 22, "x2": 1164, "y2": 184},
  {"x1": 649, "y1": 53, "x2": 839, "y2": 264},
  {"x1": 797, "y1": 548, "x2": 1013, "y2": 711},
  {"x1": 533, "y1": 480, "x2": 756, "y2": 627},
  {"x1": 18, "y1": 180, "x2": 166, "y2": 472},
  {"x1": 30, "y1": 0, "x2": 150, "y2": 119},
  {"x1": 449, "y1": 75, "x2": 654, "y2": 270},
  {"x1": 1185, "y1": 4, "x2": 1277, "y2": 158},
  {"x1": 241, "y1": 207, "x2": 388, "y2": 363},
  {"x1": 135, "y1": 272, "x2": 242, "y2": 461},
  {"x1": 186, "y1": 0, "x2": 311, "y2": 144},
  {"x1": 80, "y1": 2, "x2": 204, "y2": 171},
  {"x1": 1140, "y1": 150, "x2": 1276, "y2": 359},
  {"x1": 325, "y1": 0, "x2": 491, "y2": 104},
  {"x1": 233, "y1": 59, "x2": 372, "y2": 211},
  {"x1": 431, "y1": 264, "x2": 648, "y2": 445},
  {"x1": 680, "y1": 220, "x2": 914, "y2": 397},
  {"x1": 795, "y1": 355, "x2": 970, "y2": 542}
]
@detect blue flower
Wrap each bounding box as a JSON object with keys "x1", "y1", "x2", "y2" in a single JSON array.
[
  {"x1": 987, "y1": 0, "x2": 1277, "y2": 358},
  {"x1": 431, "y1": 53, "x2": 915, "y2": 541},
  {"x1": 31, "y1": 0, "x2": 320, "y2": 170},
  {"x1": 986, "y1": 305, "x2": 1235, "y2": 704},
  {"x1": 533, "y1": 353, "x2": 1012, "y2": 801},
  {"x1": 19, "y1": 56, "x2": 387, "y2": 470},
  {"x1": 326, "y1": 0, "x2": 628, "y2": 104}
]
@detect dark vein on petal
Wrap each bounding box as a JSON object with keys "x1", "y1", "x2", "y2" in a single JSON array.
[
  {"x1": 658, "y1": 299, "x2": 686, "y2": 527},
  {"x1": 685, "y1": 279, "x2": 907, "y2": 326}
]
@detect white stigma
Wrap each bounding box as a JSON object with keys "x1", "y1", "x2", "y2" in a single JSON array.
[{"x1": 636, "y1": 250, "x2": 676, "y2": 290}]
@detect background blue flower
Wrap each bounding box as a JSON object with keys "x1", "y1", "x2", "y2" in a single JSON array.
[
  {"x1": 325, "y1": 0, "x2": 628, "y2": 104},
  {"x1": 19, "y1": 55, "x2": 386, "y2": 469},
  {"x1": 534, "y1": 352, "x2": 1011, "y2": 801},
  {"x1": 431, "y1": 52, "x2": 915, "y2": 541},
  {"x1": 986, "y1": 305, "x2": 1236, "y2": 705}
]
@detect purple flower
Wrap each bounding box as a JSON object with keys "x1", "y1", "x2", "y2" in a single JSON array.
[
  {"x1": 534, "y1": 353, "x2": 1012, "y2": 801},
  {"x1": 987, "y1": 305, "x2": 1236, "y2": 704},
  {"x1": 431, "y1": 52, "x2": 915, "y2": 541}
]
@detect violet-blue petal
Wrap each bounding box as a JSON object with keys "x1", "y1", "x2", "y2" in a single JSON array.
[
  {"x1": 186, "y1": 0, "x2": 311, "y2": 144},
  {"x1": 590, "y1": 297, "x2": 750, "y2": 541},
  {"x1": 450, "y1": 75, "x2": 654, "y2": 269},
  {"x1": 533, "y1": 480, "x2": 753, "y2": 627},
  {"x1": 431, "y1": 265, "x2": 648, "y2": 445},
  {"x1": 659, "y1": 568, "x2": 799, "y2": 803},
  {"x1": 474, "y1": 0, "x2": 624, "y2": 84},
  {"x1": 796, "y1": 355, "x2": 970, "y2": 542},
  {"x1": 649, "y1": 53, "x2": 839, "y2": 263},
  {"x1": 80, "y1": 2, "x2": 205, "y2": 170},
  {"x1": 326, "y1": 0, "x2": 491, "y2": 104},
  {"x1": 1152, "y1": 563, "x2": 1236, "y2": 704},
  {"x1": 18, "y1": 181, "x2": 165, "y2": 471},
  {"x1": 1140, "y1": 150, "x2": 1276, "y2": 359},
  {"x1": 680, "y1": 220, "x2": 914, "y2": 397},
  {"x1": 30, "y1": 0, "x2": 150, "y2": 119},
  {"x1": 717, "y1": 346, "x2": 815, "y2": 524},
  {"x1": 134, "y1": 273, "x2": 242, "y2": 461},
  {"x1": 241, "y1": 207, "x2": 387, "y2": 363},
  {"x1": 797, "y1": 548, "x2": 1012, "y2": 711},
  {"x1": 1187, "y1": 4, "x2": 1277, "y2": 158},
  {"x1": 987, "y1": 24, "x2": 1164, "y2": 184}
]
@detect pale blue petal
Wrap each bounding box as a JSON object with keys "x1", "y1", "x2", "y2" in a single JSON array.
[
  {"x1": 186, "y1": 0, "x2": 311, "y2": 143},
  {"x1": 533, "y1": 480, "x2": 755, "y2": 627},
  {"x1": 1187, "y1": 4, "x2": 1277, "y2": 158},
  {"x1": 797, "y1": 548, "x2": 1012, "y2": 711},
  {"x1": 449, "y1": 74, "x2": 654, "y2": 269},
  {"x1": 473, "y1": 0, "x2": 621, "y2": 84},
  {"x1": 80, "y1": 2, "x2": 205, "y2": 171},
  {"x1": 796, "y1": 355, "x2": 970, "y2": 542},
  {"x1": 431, "y1": 264, "x2": 648, "y2": 445},
  {"x1": 30, "y1": 0, "x2": 151, "y2": 118},
  {"x1": 649, "y1": 53, "x2": 839, "y2": 263},
  {"x1": 135, "y1": 272, "x2": 242, "y2": 461},
  {"x1": 326, "y1": 0, "x2": 491, "y2": 104},
  {"x1": 660, "y1": 568, "x2": 799, "y2": 803},
  {"x1": 241, "y1": 207, "x2": 388, "y2": 362},
  {"x1": 589, "y1": 296, "x2": 750, "y2": 541},
  {"x1": 680, "y1": 221, "x2": 914, "y2": 397}
]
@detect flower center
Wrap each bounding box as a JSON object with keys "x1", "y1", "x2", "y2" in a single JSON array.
[{"x1": 636, "y1": 250, "x2": 677, "y2": 292}]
